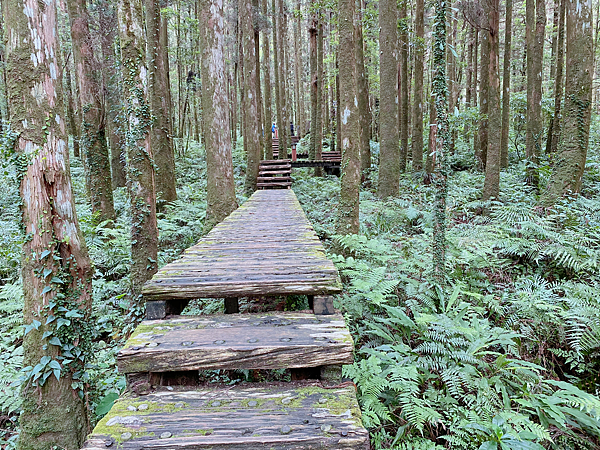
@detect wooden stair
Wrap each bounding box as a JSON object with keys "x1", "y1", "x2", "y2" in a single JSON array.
[
  {"x1": 257, "y1": 160, "x2": 292, "y2": 189},
  {"x1": 117, "y1": 312, "x2": 354, "y2": 374},
  {"x1": 81, "y1": 190, "x2": 368, "y2": 450},
  {"x1": 83, "y1": 383, "x2": 368, "y2": 449},
  {"x1": 272, "y1": 136, "x2": 299, "y2": 159}
]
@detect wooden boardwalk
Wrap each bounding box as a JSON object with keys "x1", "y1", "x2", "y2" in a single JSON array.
[
  {"x1": 143, "y1": 190, "x2": 341, "y2": 316},
  {"x1": 82, "y1": 189, "x2": 368, "y2": 450}
]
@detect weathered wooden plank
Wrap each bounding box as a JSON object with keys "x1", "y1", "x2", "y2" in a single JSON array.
[
  {"x1": 117, "y1": 312, "x2": 353, "y2": 373},
  {"x1": 143, "y1": 279, "x2": 341, "y2": 299},
  {"x1": 142, "y1": 190, "x2": 341, "y2": 301},
  {"x1": 82, "y1": 383, "x2": 369, "y2": 450}
]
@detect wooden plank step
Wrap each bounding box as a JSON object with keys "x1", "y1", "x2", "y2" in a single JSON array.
[
  {"x1": 258, "y1": 164, "x2": 291, "y2": 170},
  {"x1": 82, "y1": 383, "x2": 369, "y2": 449},
  {"x1": 257, "y1": 183, "x2": 292, "y2": 189},
  {"x1": 258, "y1": 170, "x2": 291, "y2": 176},
  {"x1": 260, "y1": 159, "x2": 289, "y2": 164},
  {"x1": 257, "y1": 176, "x2": 292, "y2": 182},
  {"x1": 118, "y1": 312, "x2": 353, "y2": 373}
]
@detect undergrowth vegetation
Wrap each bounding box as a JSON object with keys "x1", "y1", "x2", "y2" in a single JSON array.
[{"x1": 1, "y1": 123, "x2": 600, "y2": 449}]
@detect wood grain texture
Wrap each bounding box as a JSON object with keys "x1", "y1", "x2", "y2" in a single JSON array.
[
  {"x1": 142, "y1": 190, "x2": 341, "y2": 300},
  {"x1": 82, "y1": 383, "x2": 369, "y2": 450},
  {"x1": 117, "y1": 312, "x2": 354, "y2": 373}
]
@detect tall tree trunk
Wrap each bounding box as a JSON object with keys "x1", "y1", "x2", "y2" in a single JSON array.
[
  {"x1": 294, "y1": 0, "x2": 303, "y2": 139},
  {"x1": 465, "y1": 25, "x2": 473, "y2": 141},
  {"x1": 315, "y1": 19, "x2": 323, "y2": 174},
  {"x1": 64, "y1": 61, "x2": 81, "y2": 159},
  {"x1": 399, "y1": 0, "x2": 409, "y2": 171},
  {"x1": 147, "y1": 0, "x2": 177, "y2": 205},
  {"x1": 526, "y1": 0, "x2": 546, "y2": 184},
  {"x1": 66, "y1": 0, "x2": 116, "y2": 224},
  {"x1": 200, "y1": 0, "x2": 239, "y2": 229},
  {"x1": 412, "y1": 0, "x2": 424, "y2": 171},
  {"x1": 118, "y1": 0, "x2": 158, "y2": 312},
  {"x1": 543, "y1": 0, "x2": 593, "y2": 202},
  {"x1": 99, "y1": 0, "x2": 126, "y2": 188},
  {"x1": 476, "y1": 29, "x2": 489, "y2": 171},
  {"x1": 472, "y1": 28, "x2": 479, "y2": 153},
  {"x1": 336, "y1": 0, "x2": 360, "y2": 235},
  {"x1": 232, "y1": 65, "x2": 238, "y2": 149},
  {"x1": 356, "y1": 4, "x2": 371, "y2": 173},
  {"x1": 483, "y1": 0, "x2": 501, "y2": 200},
  {"x1": 254, "y1": 0, "x2": 264, "y2": 160},
  {"x1": 500, "y1": 0, "x2": 513, "y2": 168},
  {"x1": 549, "y1": 0, "x2": 560, "y2": 81},
  {"x1": 263, "y1": 0, "x2": 273, "y2": 159},
  {"x1": 548, "y1": 0, "x2": 566, "y2": 154},
  {"x1": 309, "y1": 12, "x2": 318, "y2": 160},
  {"x1": 431, "y1": 0, "x2": 449, "y2": 286},
  {"x1": 278, "y1": 0, "x2": 289, "y2": 159},
  {"x1": 378, "y1": 0, "x2": 399, "y2": 197},
  {"x1": 5, "y1": 0, "x2": 93, "y2": 448},
  {"x1": 336, "y1": 58, "x2": 341, "y2": 153},
  {"x1": 242, "y1": 0, "x2": 261, "y2": 192},
  {"x1": 447, "y1": 7, "x2": 457, "y2": 154},
  {"x1": 426, "y1": 79, "x2": 436, "y2": 176},
  {"x1": 272, "y1": 0, "x2": 283, "y2": 157}
]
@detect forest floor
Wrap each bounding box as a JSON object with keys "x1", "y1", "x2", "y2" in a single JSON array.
[{"x1": 1, "y1": 126, "x2": 600, "y2": 448}]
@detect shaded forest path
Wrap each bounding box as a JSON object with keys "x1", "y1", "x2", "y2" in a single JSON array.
[{"x1": 82, "y1": 190, "x2": 369, "y2": 449}]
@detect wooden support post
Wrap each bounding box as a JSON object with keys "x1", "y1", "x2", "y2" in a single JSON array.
[
  {"x1": 313, "y1": 295, "x2": 335, "y2": 315},
  {"x1": 320, "y1": 365, "x2": 343, "y2": 386},
  {"x1": 224, "y1": 297, "x2": 239, "y2": 314},
  {"x1": 146, "y1": 299, "x2": 189, "y2": 320}
]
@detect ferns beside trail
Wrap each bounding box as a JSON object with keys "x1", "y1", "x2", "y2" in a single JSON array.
[{"x1": 302, "y1": 163, "x2": 600, "y2": 449}]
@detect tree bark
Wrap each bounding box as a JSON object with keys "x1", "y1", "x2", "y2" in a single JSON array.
[
  {"x1": 66, "y1": 0, "x2": 116, "y2": 224},
  {"x1": 278, "y1": 0, "x2": 289, "y2": 159},
  {"x1": 147, "y1": 0, "x2": 177, "y2": 205},
  {"x1": 64, "y1": 61, "x2": 81, "y2": 160},
  {"x1": 378, "y1": 0, "x2": 399, "y2": 197},
  {"x1": 476, "y1": 29, "x2": 489, "y2": 171},
  {"x1": 98, "y1": 0, "x2": 126, "y2": 188},
  {"x1": 200, "y1": 0, "x2": 239, "y2": 229},
  {"x1": 548, "y1": 0, "x2": 565, "y2": 154},
  {"x1": 412, "y1": 0, "x2": 424, "y2": 171},
  {"x1": 294, "y1": 0, "x2": 303, "y2": 138},
  {"x1": 5, "y1": 1, "x2": 93, "y2": 448},
  {"x1": 315, "y1": 19, "x2": 323, "y2": 174},
  {"x1": 543, "y1": 0, "x2": 593, "y2": 202},
  {"x1": 309, "y1": 12, "x2": 318, "y2": 160},
  {"x1": 432, "y1": 0, "x2": 449, "y2": 286},
  {"x1": 483, "y1": 0, "x2": 501, "y2": 200},
  {"x1": 356, "y1": 4, "x2": 371, "y2": 173},
  {"x1": 254, "y1": 0, "x2": 264, "y2": 160},
  {"x1": 241, "y1": 0, "x2": 261, "y2": 192},
  {"x1": 272, "y1": 0, "x2": 283, "y2": 158},
  {"x1": 118, "y1": 0, "x2": 158, "y2": 312},
  {"x1": 500, "y1": 0, "x2": 513, "y2": 168},
  {"x1": 399, "y1": 0, "x2": 409, "y2": 171},
  {"x1": 263, "y1": 0, "x2": 274, "y2": 159},
  {"x1": 336, "y1": 0, "x2": 360, "y2": 235},
  {"x1": 525, "y1": 0, "x2": 546, "y2": 183},
  {"x1": 472, "y1": 27, "x2": 479, "y2": 153}
]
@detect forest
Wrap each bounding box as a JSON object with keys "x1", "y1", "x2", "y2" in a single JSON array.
[{"x1": 0, "y1": 0, "x2": 599, "y2": 448}]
